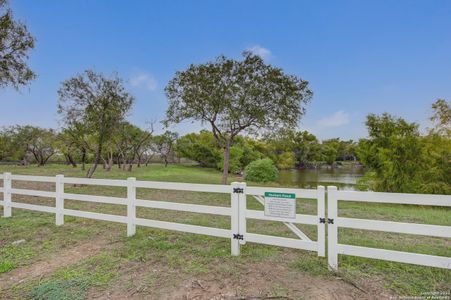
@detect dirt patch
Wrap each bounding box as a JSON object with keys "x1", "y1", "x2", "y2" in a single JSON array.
[
  {"x1": 0, "y1": 238, "x2": 109, "y2": 292},
  {"x1": 87, "y1": 257, "x2": 393, "y2": 300},
  {"x1": 164, "y1": 262, "x2": 385, "y2": 300}
]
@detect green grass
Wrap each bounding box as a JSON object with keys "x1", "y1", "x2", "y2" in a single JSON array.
[
  {"x1": 27, "y1": 252, "x2": 121, "y2": 300},
  {"x1": 0, "y1": 164, "x2": 450, "y2": 298}
]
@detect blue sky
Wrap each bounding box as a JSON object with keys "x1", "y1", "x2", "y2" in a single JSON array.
[{"x1": 1, "y1": 0, "x2": 450, "y2": 140}]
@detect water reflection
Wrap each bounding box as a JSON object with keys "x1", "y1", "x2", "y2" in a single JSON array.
[{"x1": 277, "y1": 166, "x2": 365, "y2": 190}]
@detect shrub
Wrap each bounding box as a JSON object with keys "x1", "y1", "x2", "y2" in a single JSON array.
[{"x1": 245, "y1": 158, "x2": 278, "y2": 183}]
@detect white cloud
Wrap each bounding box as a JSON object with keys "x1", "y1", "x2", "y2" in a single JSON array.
[
  {"x1": 316, "y1": 110, "x2": 350, "y2": 128},
  {"x1": 130, "y1": 72, "x2": 157, "y2": 91},
  {"x1": 246, "y1": 45, "x2": 272, "y2": 60}
]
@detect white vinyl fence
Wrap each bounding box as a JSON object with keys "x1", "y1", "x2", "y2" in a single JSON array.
[
  {"x1": 327, "y1": 186, "x2": 451, "y2": 270},
  {"x1": 1, "y1": 172, "x2": 450, "y2": 270},
  {"x1": 0, "y1": 173, "x2": 325, "y2": 257}
]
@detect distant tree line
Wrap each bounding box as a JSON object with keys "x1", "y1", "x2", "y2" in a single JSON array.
[{"x1": 0, "y1": 3, "x2": 449, "y2": 193}]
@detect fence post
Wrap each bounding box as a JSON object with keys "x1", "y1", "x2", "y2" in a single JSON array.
[
  {"x1": 231, "y1": 182, "x2": 245, "y2": 256},
  {"x1": 127, "y1": 177, "x2": 136, "y2": 237},
  {"x1": 327, "y1": 186, "x2": 338, "y2": 271},
  {"x1": 317, "y1": 185, "x2": 326, "y2": 257},
  {"x1": 55, "y1": 175, "x2": 64, "y2": 226},
  {"x1": 3, "y1": 172, "x2": 11, "y2": 217},
  {"x1": 238, "y1": 182, "x2": 247, "y2": 246}
]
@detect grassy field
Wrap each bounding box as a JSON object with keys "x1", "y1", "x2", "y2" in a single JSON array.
[{"x1": 0, "y1": 164, "x2": 450, "y2": 299}]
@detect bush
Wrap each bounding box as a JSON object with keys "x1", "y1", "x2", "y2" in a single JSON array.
[{"x1": 245, "y1": 158, "x2": 278, "y2": 183}]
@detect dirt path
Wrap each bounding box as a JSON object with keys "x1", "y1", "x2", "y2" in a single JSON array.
[{"x1": 0, "y1": 238, "x2": 109, "y2": 292}]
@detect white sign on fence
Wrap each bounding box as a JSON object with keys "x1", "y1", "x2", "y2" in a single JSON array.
[{"x1": 264, "y1": 192, "x2": 296, "y2": 219}]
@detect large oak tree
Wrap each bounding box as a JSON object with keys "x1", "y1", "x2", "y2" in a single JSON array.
[
  {"x1": 165, "y1": 52, "x2": 312, "y2": 183},
  {"x1": 58, "y1": 70, "x2": 134, "y2": 178}
]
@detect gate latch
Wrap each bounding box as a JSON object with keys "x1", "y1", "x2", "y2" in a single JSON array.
[
  {"x1": 319, "y1": 218, "x2": 326, "y2": 224},
  {"x1": 233, "y1": 234, "x2": 244, "y2": 240},
  {"x1": 328, "y1": 218, "x2": 334, "y2": 224}
]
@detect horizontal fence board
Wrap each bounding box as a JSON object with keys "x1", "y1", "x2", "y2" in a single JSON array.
[
  {"x1": 337, "y1": 190, "x2": 451, "y2": 207},
  {"x1": 63, "y1": 177, "x2": 127, "y2": 187},
  {"x1": 135, "y1": 217, "x2": 230, "y2": 238},
  {"x1": 11, "y1": 188, "x2": 56, "y2": 198},
  {"x1": 11, "y1": 202, "x2": 56, "y2": 213},
  {"x1": 135, "y1": 199, "x2": 231, "y2": 216},
  {"x1": 245, "y1": 209, "x2": 317, "y2": 225},
  {"x1": 0, "y1": 187, "x2": 3, "y2": 193},
  {"x1": 11, "y1": 175, "x2": 56, "y2": 183},
  {"x1": 135, "y1": 180, "x2": 230, "y2": 194},
  {"x1": 246, "y1": 186, "x2": 317, "y2": 199},
  {"x1": 246, "y1": 233, "x2": 318, "y2": 251},
  {"x1": 338, "y1": 217, "x2": 451, "y2": 238},
  {"x1": 64, "y1": 193, "x2": 127, "y2": 205},
  {"x1": 338, "y1": 244, "x2": 451, "y2": 269},
  {"x1": 63, "y1": 209, "x2": 127, "y2": 223},
  {"x1": 0, "y1": 200, "x2": 4, "y2": 205}
]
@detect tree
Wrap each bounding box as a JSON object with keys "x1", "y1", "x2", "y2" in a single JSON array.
[
  {"x1": 58, "y1": 70, "x2": 134, "y2": 178},
  {"x1": 175, "y1": 131, "x2": 221, "y2": 167},
  {"x1": 56, "y1": 130, "x2": 79, "y2": 167},
  {"x1": 61, "y1": 122, "x2": 92, "y2": 171},
  {"x1": 115, "y1": 122, "x2": 153, "y2": 171},
  {"x1": 429, "y1": 99, "x2": 450, "y2": 137},
  {"x1": 165, "y1": 52, "x2": 312, "y2": 183},
  {"x1": 357, "y1": 113, "x2": 425, "y2": 193},
  {"x1": 321, "y1": 139, "x2": 340, "y2": 167},
  {"x1": 10, "y1": 125, "x2": 57, "y2": 166},
  {"x1": 0, "y1": 0, "x2": 35, "y2": 90},
  {"x1": 151, "y1": 131, "x2": 178, "y2": 167}
]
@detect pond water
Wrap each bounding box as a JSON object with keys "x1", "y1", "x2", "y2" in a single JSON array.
[{"x1": 277, "y1": 166, "x2": 366, "y2": 190}]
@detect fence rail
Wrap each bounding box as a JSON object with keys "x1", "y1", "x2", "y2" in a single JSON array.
[
  {"x1": 1, "y1": 172, "x2": 450, "y2": 270},
  {"x1": 327, "y1": 186, "x2": 451, "y2": 270},
  {"x1": 0, "y1": 172, "x2": 324, "y2": 257}
]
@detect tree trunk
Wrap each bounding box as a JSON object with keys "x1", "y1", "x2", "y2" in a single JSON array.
[
  {"x1": 164, "y1": 156, "x2": 168, "y2": 167},
  {"x1": 106, "y1": 153, "x2": 113, "y2": 171},
  {"x1": 81, "y1": 148, "x2": 86, "y2": 171},
  {"x1": 221, "y1": 141, "x2": 231, "y2": 184},
  {"x1": 87, "y1": 146, "x2": 101, "y2": 178}
]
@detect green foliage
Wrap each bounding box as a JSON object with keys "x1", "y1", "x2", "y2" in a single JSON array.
[
  {"x1": 165, "y1": 52, "x2": 312, "y2": 183},
  {"x1": 217, "y1": 145, "x2": 243, "y2": 173},
  {"x1": 245, "y1": 158, "x2": 278, "y2": 183},
  {"x1": 151, "y1": 131, "x2": 178, "y2": 167},
  {"x1": 175, "y1": 131, "x2": 221, "y2": 167},
  {"x1": 321, "y1": 138, "x2": 340, "y2": 166},
  {"x1": 28, "y1": 278, "x2": 89, "y2": 300},
  {"x1": 358, "y1": 112, "x2": 451, "y2": 194},
  {"x1": 0, "y1": 0, "x2": 36, "y2": 90},
  {"x1": 276, "y1": 151, "x2": 295, "y2": 169},
  {"x1": 429, "y1": 99, "x2": 451, "y2": 137},
  {"x1": 0, "y1": 260, "x2": 15, "y2": 273},
  {"x1": 28, "y1": 253, "x2": 119, "y2": 300},
  {"x1": 0, "y1": 125, "x2": 57, "y2": 165},
  {"x1": 58, "y1": 70, "x2": 134, "y2": 177}
]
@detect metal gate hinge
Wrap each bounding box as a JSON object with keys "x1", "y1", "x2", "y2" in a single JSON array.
[
  {"x1": 328, "y1": 218, "x2": 334, "y2": 224},
  {"x1": 233, "y1": 188, "x2": 244, "y2": 194},
  {"x1": 233, "y1": 234, "x2": 244, "y2": 240},
  {"x1": 319, "y1": 218, "x2": 326, "y2": 224}
]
